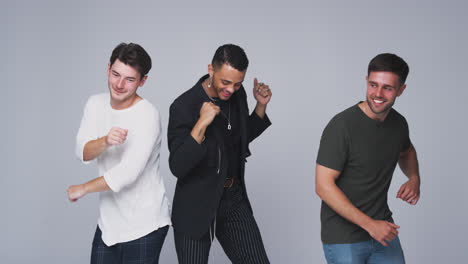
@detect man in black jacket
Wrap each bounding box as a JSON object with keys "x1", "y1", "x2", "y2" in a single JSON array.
[{"x1": 168, "y1": 44, "x2": 272, "y2": 264}]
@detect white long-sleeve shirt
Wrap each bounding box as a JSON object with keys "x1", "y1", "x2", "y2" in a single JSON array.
[{"x1": 76, "y1": 93, "x2": 171, "y2": 246}]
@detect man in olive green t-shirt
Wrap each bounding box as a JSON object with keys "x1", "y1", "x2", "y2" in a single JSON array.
[{"x1": 316, "y1": 53, "x2": 421, "y2": 264}]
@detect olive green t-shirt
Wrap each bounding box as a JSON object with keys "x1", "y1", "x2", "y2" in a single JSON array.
[{"x1": 317, "y1": 103, "x2": 411, "y2": 244}]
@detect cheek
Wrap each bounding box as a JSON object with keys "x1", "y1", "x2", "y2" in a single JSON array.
[{"x1": 126, "y1": 83, "x2": 139, "y2": 92}]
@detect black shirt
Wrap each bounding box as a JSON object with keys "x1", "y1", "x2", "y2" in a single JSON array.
[{"x1": 209, "y1": 97, "x2": 241, "y2": 180}]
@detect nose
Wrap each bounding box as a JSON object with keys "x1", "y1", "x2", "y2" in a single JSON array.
[
  {"x1": 117, "y1": 78, "x2": 125, "y2": 88},
  {"x1": 375, "y1": 87, "x2": 383, "y2": 97},
  {"x1": 225, "y1": 85, "x2": 235, "y2": 94}
]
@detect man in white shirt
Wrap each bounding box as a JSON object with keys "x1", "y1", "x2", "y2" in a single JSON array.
[{"x1": 68, "y1": 43, "x2": 171, "y2": 264}]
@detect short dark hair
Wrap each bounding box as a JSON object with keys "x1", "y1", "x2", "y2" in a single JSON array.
[
  {"x1": 368, "y1": 53, "x2": 409, "y2": 84},
  {"x1": 110, "y1": 43, "x2": 152, "y2": 78},
  {"x1": 212, "y1": 44, "x2": 249, "y2": 72}
]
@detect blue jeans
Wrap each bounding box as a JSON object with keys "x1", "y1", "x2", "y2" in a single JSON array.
[
  {"x1": 323, "y1": 237, "x2": 405, "y2": 264},
  {"x1": 90, "y1": 225, "x2": 169, "y2": 264}
]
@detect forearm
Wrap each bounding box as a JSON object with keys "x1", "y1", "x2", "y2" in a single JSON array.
[
  {"x1": 254, "y1": 102, "x2": 267, "y2": 119},
  {"x1": 68, "y1": 176, "x2": 110, "y2": 201},
  {"x1": 83, "y1": 137, "x2": 109, "y2": 161},
  {"x1": 83, "y1": 176, "x2": 110, "y2": 194},
  {"x1": 317, "y1": 182, "x2": 374, "y2": 232},
  {"x1": 398, "y1": 144, "x2": 420, "y2": 180},
  {"x1": 190, "y1": 119, "x2": 209, "y2": 144}
]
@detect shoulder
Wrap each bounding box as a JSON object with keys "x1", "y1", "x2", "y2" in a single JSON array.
[
  {"x1": 133, "y1": 99, "x2": 160, "y2": 124},
  {"x1": 327, "y1": 105, "x2": 357, "y2": 128},
  {"x1": 83, "y1": 93, "x2": 108, "y2": 113},
  {"x1": 170, "y1": 85, "x2": 206, "y2": 118},
  {"x1": 85, "y1": 93, "x2": 108, "y2": 107},
  {"x1": 389, "y1": 108, "x2": 408, "y2": 126},
  {"x1": 172, "y1": 86, "x2": 202, "y2": 107}
]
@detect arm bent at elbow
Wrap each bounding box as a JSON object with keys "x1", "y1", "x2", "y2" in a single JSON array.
[{"x1": 315, "y1": 164, "x2": 399, "y2": 246}]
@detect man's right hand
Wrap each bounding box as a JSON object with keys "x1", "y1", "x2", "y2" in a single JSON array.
[
  {"x1": 365, "y1": 220, "x2": 400, "y2": 247},
  {"x1": 198, "y1": 102, "x2": 220, "y2": 127},
  {"x1": 190, "y1": 102, "x2": 220, "y2": 144},
  {"x1": 105, "y1": 127, "x2": 128, "y2": 146}
]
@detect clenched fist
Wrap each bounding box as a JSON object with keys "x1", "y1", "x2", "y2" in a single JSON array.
[
  {"x1": 105, "y1": 127, "x2": 128, "y2": 146},
  {"x1": 199, "y1": 102, "x2": 220, "y2": 127}
]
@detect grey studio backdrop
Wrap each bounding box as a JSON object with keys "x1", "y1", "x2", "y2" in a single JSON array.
[{"x1": 3, "y1": 0, "x2": 467, "y2": 263}]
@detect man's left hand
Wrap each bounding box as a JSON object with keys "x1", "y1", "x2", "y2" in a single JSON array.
[
  {"x1": 396, "y1": 177, "x2": 420, "y2": 205},
  {"x1": 253, "y1": 78, "x2": 272, "y2": 105}
]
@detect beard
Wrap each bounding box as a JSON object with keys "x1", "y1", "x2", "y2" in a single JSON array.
[{"x1": 366, "y1": 97, "x2": 395, "y2": 115}]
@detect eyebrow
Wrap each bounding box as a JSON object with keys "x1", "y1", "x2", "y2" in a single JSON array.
[
  {"x1": 112, "y1": 70, "x2": 138, "y2": 80},
  {"x1": 369, "y1": 81, "x2": 395, "y2": 89},
  {"x1": 221, "y1": 79, "x2": 243, "y2": 85}
]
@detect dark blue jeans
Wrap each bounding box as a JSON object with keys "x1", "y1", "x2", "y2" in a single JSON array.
[
  {"x1": 90, "y1": 225, "x2": 169, "y2": 264},
  {"x1": 323, "y1": 236, "x2": 405, "y2": 264}
]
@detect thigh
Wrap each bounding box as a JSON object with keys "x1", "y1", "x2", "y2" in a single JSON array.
[
  {"x1": 90, "y1": 226, "x2": 121, "y2": 264},
  {"x1": 367, "y1": 237, "x2": 405, "y2": 264},
  {"x1": 322, "y1": 240, "x2": 372, "y2": 264},
  {"x1": 216, "y1": 192, "x2": 270, "y2": 264},
  {"x1": 174, "y1": 229, "x2": 212, "y2": 264},
  {"x1": 121, "y1": 225, "x2": 169, "y2": 264}
]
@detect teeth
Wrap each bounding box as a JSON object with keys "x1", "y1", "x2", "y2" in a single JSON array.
[{"x1": 374, "y1": 99, "x2": 383, "y2": 104}]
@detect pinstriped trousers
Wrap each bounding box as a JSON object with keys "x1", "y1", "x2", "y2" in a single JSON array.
[{"x1": 174, "y1": 182, "x2": 270, "y2": 264}]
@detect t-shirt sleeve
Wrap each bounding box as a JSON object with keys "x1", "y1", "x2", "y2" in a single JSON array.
[
  {"x1": 75, "y1": 96, "x2": 98, "y2": 164},
  {"x1": 316, "y1": 116, "x2": 348, "y2": 171},
  {"x1": 401, "y1": 116, "x2": 411, "y2": 152}
]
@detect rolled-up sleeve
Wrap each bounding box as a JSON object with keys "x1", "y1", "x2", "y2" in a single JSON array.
[{"x1": 75, "y1": 96, "x2": 98, "y2": 164}]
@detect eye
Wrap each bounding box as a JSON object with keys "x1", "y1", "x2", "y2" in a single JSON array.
[
  {"x1": 112, "y1": 72, "x2": 119, "y2": 77},
  {"x1": 222, "y1": 81, "x2": 229, "y2": 85}
]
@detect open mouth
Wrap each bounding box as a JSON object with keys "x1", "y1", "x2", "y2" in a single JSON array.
[
  {"x1": 221, "y1": 91, "x2": 231, "y2": 98},
  {"x1": 373, "y1": 99, "x2": 385, "y2": 105}
]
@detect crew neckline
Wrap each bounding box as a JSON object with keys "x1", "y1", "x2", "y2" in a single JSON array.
[{"x1": 109, "y1": 97, "x2": 145, "y2": 112}]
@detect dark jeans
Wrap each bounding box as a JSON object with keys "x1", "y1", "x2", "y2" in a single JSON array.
[
  {"x1": 90, "y1": 225, "x2": 169, "y2": 264},
  {"x1": 174, "y1": 183, "x2": 270, "y2": 264}
]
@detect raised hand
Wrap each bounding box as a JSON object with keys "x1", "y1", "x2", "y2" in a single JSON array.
[{"x1": 253, "y1": 78, "x2": 272, "y2": 106}]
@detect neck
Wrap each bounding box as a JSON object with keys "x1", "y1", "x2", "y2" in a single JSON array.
[{"x1": 202, "y1": 77, "x2": 217, "y2": 98}]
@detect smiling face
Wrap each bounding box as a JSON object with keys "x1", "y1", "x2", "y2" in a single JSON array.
[
  {"x1": 107, "y1": 59, "x2": 147, "y2": 109},
  {"x1": 208, "y1": 63, "x2": 246, "y2": 100},
  {"x1": 365, "y1": 71, "x2": 406, "y2": 121}
]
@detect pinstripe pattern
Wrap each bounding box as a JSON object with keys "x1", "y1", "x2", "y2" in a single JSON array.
[
  {"x1": 175, "y1": 184, "x2": 270, "y2": 264},
  {"x1": 90, "y1": 225, "x2": 169, "y2": 264}
]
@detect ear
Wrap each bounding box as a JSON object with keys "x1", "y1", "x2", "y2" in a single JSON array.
[
  {"x1": 397, "y1": 84, "x2": 406, "y2": 96},
  {"x1": 208, "y1": 64, "x2": 214, "y2": 78},
  {"x1": 365, "y1": 75, "x2": 369, "y2": 82},
  {"x1": 107, "y1": 63, "x2": 111, "y2": 76},
  {"x1": 138, "y1": 75, "x2": 148, "y2": 87}
]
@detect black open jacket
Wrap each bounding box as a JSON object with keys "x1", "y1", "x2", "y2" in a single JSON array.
[{"x1": 168, "y1": 75, "x2": 271, "y2": 239}]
